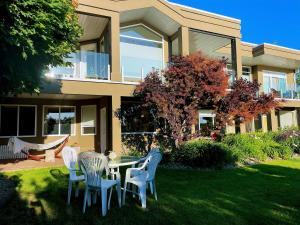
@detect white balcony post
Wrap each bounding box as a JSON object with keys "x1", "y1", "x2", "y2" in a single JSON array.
[
  {"x1": 108, "y1": 65, "x2": 111, "y2": 81},
  {"x1": 280, "y1": 89, "x2": 283, "y2": 98},
  {"x1": 121, "y1": 66, "x2": 124, "y2": 82}
]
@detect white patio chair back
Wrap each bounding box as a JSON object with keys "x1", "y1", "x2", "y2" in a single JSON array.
[
  {"x1": 62, "y1": 147, "x2": 78, "y2": 173},
  {"x1": 144, "y1": 151, "x2": 162, "y2": 181},
  {"x1": 81, "y1": 155, "x2": 108, "y2": 188}
]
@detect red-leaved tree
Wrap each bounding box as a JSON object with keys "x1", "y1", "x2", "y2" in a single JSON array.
[{"x1": 117, "y1": 52, "x2": 278, "y2": 150}]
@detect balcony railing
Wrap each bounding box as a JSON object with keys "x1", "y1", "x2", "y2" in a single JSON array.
[
  {"x1": 121, "y1": 56, "x2": 163, "y2": 82},
  {"x1": 265, "y1": 85, "x2": 300, "y2": 100},
  {"x1": 46, "y1": 51, "x2": 110, "y2": 81}
]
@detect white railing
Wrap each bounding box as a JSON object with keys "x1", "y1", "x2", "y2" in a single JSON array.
[{"x1": 0, "y1": 145, "x2": 27, "y2": 160}]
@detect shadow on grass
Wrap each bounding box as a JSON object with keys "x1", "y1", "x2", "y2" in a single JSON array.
[{"x1": 0, "y1": 162, "x2": 300, "y2": 225}]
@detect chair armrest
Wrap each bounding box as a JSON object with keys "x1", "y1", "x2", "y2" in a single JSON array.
[{"x1": 125, "y1": 168, "x2": 146, "y2": 180}]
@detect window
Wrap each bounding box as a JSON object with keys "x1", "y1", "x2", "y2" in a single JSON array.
[
  {"x1": 120, "y1": 24, "x2": 164, "y2": 79},
  {"x1": 43, "y1": 106, "x2": 75, "y2": 136},
  {"x1": 0, "y1": 105, "x2": 36, "y2": 137},
  {"x1": 263, "y1": 71, "x2": 287, "y2": 94},
  {"x1": 81, "y1": 105, "x2": 96, "y2": 135},
  {"x1": 198, "y1": 110, "x2": 216, "y2": 136},
  {"x1": 242, "y1": 66, "x2": 252, "y2": 81}
]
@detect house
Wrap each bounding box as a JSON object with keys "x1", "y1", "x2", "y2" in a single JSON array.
[{"x1": 0, "y1": 0, "x2": 299, "y2": 154}]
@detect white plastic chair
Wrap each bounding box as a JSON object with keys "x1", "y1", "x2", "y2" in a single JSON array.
[
  {"x1": 81, "y1": 154, "x2": 121, "y2": 216},
  {"x1": 123, "y1": 151, "x2": 162, "y2": 208},
  {"x1": 62, "y1": 146, "x2": 85, "y2": 205}
]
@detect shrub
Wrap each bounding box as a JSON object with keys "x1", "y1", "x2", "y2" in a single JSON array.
[
  {"x1": 171, "y1": 140, "x2": 235, "y2": 168},
  {"x1": 273, "y1": 129, "x2": 300, "y2": 154},
  {"x1": 223, "y1": 133, "x2": 293, "y2": 163}
]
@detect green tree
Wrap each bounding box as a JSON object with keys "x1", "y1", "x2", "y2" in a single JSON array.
[{"x1": 0, "y1": 0, "x2": 82, "y2": 96}]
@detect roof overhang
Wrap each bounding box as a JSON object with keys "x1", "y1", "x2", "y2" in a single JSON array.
[
  {"x1": 242, "y1": 43, "x2": 300, "y2": 69},
  {"x1": 77, "y1": 0, "x2": 241, "y2": 38}
]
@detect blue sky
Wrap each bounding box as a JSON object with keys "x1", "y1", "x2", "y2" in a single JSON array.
[{"x1": 170, "y1": 0, "x2": 300, "y2": 50}]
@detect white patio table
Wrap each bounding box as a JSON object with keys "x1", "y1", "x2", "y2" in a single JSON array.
[{"x1": 78, "y1": 151, "x2": 141, "y2": 180}]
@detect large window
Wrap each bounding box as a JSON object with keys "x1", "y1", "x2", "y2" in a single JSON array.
[
  {"x1": 43, "y1": 106, "x2": 75, "y2": 136},
  {"x1": 263, "y1": 71, "x2": 287, "y2": 94},
  {"x1": 81, "y1": 105, "x2": 96, "y2": 135},
  {"x1": 0, "y1": 105, "x2": 36, "y2": 137},
  {"x1": 189, "y1": 30, "x2": 237, "y2": 86},
  {"x1": 120, "y1": 24, "x2": 164, "y2": 80}
]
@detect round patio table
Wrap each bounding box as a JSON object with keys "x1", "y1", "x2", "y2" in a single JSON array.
[
  {"x1": 108, "y1": 156, "x2": 141, "y2": 168},
  {"x1": 78, "y1": 151, "x2": 141, "y2": 180}
]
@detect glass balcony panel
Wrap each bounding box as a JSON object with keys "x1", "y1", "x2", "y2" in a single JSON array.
[{"x1": 46, "y1": 51, "x2": 110, "y2": 80}]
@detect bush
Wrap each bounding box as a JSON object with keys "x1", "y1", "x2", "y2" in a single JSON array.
[
  {"x1": 273, "y1": 129, "x2": 300, "y2": 154},
  {"x1": 171, "y1": 140, "x2": 235, "y2": 168},
  {"x1": 223, "y1": 133, "x2": 293, "y2": 163}
]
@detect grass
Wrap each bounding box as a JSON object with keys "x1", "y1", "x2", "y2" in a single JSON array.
[{"x1": 1, "y1": 159, "x2": 300, "y2": 225}]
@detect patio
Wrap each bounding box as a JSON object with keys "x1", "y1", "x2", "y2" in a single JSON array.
[{"x1": 1, "y1": 159, "x2": 300, "y2": 225}]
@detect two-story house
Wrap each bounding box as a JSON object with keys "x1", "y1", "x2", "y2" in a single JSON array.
[{"x1": 0, "y1": 0, "x2": 299, "y2": 153}]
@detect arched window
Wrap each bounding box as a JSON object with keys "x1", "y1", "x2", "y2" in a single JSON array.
[{"x1": 120, "y1": 24, "x2": 164, "y2": 81}]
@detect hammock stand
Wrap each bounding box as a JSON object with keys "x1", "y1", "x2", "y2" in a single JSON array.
[{"x1": 21, "y1": 136, "x2": 70, "y2": 161}]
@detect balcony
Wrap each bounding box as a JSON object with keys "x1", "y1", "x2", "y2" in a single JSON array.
[
  {"x1": 46, "y1": 51, "x2": 110, "y2": 81},
  {"x1": 265, "y1": 85, "x2": 300, "y2": 100},
  {"x1": 121, "y1": 56, "x2": 163, "y2": 83}
]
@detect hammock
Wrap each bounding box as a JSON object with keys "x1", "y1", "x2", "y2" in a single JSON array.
[{"x1": 8, "y1": 136, "x2": 69, "y2": 161}]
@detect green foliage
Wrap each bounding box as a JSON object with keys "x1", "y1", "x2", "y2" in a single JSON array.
[
  {"x1": 223, "y1": 133, "x2": 293, "y2": 163},
  {"x1": 172, "y1": 139, "x2": 235, "y2": 168},
  {"x1": 272, "y1": 128, "x2": 300, "y2": 153},
  {"x1": 0, "y1": 0, "x2": 82, "y2": 96}
]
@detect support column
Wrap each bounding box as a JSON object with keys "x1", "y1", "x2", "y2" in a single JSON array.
[
  {"x1": 234, "y1": 38, "x2": 243, "y2": 79},
  {"x1": 270, "y1": 109, "x2": 278, "y2": 131},
  {"x1": 240, "y1": 123, "x2": 246, "y2": 134},
  {"x1": 110, "y1": 13, "x2": 121, "y2": 82},
  {"x1": 178, "y1": 26, "x2": 189, "y2": 56},
  {"x1": 261, "y1": 114, "x2": 268, "y2": 133},
  {"x1": 226, "y1": 122, "x2": 236, "y2": 134},
  {"x1": 111, "y1": 95, "x2": 122, "y2": 154}
]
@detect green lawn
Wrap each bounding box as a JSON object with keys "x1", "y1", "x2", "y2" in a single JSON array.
[{"x1": 1, "y1": 159, "x2": 300, "y2": 225}]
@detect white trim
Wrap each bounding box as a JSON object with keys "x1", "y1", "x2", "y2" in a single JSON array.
[
  {"x1": 198, "y1": 110, "x2": 216, "y2": 131},
  {"x1": 167, "y1": 1, "x2": 241, "y2": 22},
  {"x1": 42, "y1": 105, "x2": 76, "y2": 137},
  {"x1": 242, "y1": 66, "x2": 252, "y2": 81},
  {"x1": 120, "y1": 34, "x2": 163, "y2": 44},
  {"x1": 242, "y1": 41, "x2": 258, "y2": 46},
  {"x1": 81, "y1": 105, "x2": 97, "y2": 136},
  {"x1": 0, "y1": 104, "x2": 37, "y2": 138}
]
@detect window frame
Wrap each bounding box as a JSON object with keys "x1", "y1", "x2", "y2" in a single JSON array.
[
  {"x1": 242, "y1": 66, "x2": 252, "y2": 81},
  {"x1": 81, "y1": 105, "x2": 97, "y2": 136},
  {"x1": 198, "y1": 110, "x2": 216, "y2": 131},
  {"x1": 120, "y1": 23, "x2": 165, "y2": 78},
  {"x1": 0, "y1": 104, "x2": 37, "y2": 138},
  {"x1": 42, "y1": 105, "x2": 76, "y2": 137}
]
